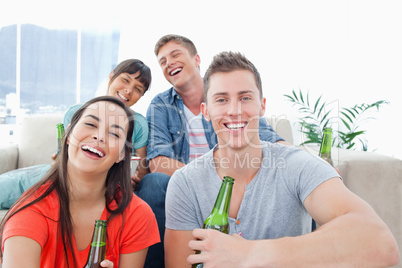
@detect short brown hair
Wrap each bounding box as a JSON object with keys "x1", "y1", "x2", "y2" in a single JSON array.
[
  {"x1": 154, "y1": 34, "x2": 198, "y2": 57},
  {"x1": 203, "y1": 51, "x2": 263, "y2": 102}
]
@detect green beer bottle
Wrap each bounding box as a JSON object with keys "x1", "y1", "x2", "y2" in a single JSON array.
[
  {"x1": 319, "y1": 127, "x2": 333, "y2": 166},
  {"x1": 83, "y1": 220, "x2": 107, "y2": 268},
  {"x1": 192, "y1": 176, "x2": 235, "y2": 268},
  {"x1": 56, "y1": 123, "x2": 64, "y2": 156}
]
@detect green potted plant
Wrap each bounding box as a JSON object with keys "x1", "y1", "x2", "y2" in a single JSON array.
[{"x1": 284, "y1": 89, "x2": 388, "y2": 151}]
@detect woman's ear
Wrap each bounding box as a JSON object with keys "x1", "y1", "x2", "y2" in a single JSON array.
[
  {"x1": 109, "y1": 70, "x2": 115, "y2": 80},
  {"x1": 201, "y1": 102, "x2": 210, "y2": 121}
]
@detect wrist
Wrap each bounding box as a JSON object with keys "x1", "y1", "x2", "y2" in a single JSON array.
[{"x1": 245, "y1": 239, "x2": 281, "y2": 268}]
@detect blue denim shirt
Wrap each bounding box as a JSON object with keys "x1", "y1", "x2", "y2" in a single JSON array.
[{"x1": 146, "y1": 87, "x2": 283, "y2": 164}]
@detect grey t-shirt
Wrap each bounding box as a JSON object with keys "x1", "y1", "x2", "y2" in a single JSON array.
[{"x1": 165, "y1": 141, "x2": 340, "y2": 240}]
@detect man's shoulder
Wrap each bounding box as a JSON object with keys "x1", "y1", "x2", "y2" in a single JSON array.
[
  {"x1": 175, "y1": 149, "x2": 214, "y2": 176},
  {"x1": 261, "y1": 141, "x2": 323, "y2": 168},
  {"x1": 150, "y1": 87, "x2": 176, "y2": 104},
  {"x1": 261, "y1": 141, "x2": 305, "y2": 159}
]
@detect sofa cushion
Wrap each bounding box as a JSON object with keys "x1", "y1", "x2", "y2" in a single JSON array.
[
  {"x1": 18, "y1": 114, "x2": 63, "y2": 168},
  {"x1": 0, "y1": 164, "x2": 51, "y2": 209},
  {"x1": 0, "y1": 144, "x2": 18, "y2": 174},
  {"x1": 266, "y1": 116, "x2": 294, "y2": 145}
]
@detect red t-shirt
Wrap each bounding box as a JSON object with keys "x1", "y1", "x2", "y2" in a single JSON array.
[{"x1": 2, "y1": 186, "x2": 160, "y2": 267}]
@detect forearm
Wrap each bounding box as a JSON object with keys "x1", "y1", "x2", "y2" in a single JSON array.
[
  {"x1": 149, "y1": 156, "x2": 186, "y2": 176},
  {"x1": 165, "y1": 229, "x2": 194, "y2": 268},
  {"x1": 136, "y1": 164, "x2": 149, "y2": 180},
  {"x1": 247, "y1": 212, "x2": 399, "y2": 267},
  {"x1": 137, "y1": 158, "x2": 150, "y2": 180},
  {"x1": 134, "y1": 146, "x2": 149, "y2": 180}
]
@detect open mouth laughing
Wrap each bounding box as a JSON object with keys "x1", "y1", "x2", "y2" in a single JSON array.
[
  {"x1": 117, "y1": 91, "x2": 129, "y2": 101},
  {"x1": 82, "y1": 145, "x2": 105, "y2": 158},
  {"x1": 224, "y1": 122, "x2": 248, "y2": 131},
  {"x1": 170, "y1": 67, "x2": 182, "y2": 76}
]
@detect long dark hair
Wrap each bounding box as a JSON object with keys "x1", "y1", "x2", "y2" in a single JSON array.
[{"x1": 0, "y1": 96, "x2": 134, "y2": 266}]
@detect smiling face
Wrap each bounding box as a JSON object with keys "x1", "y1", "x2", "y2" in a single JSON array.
[
  {"x1": 157, "y1": 41, "x2": 201, "y2": 91},
  {"x1": 107, "y1": 71, "x2": 146, "y2": 107},
  {"x1": 67, "y1": 101, "x2": 129, "y2": 175},
  {"x1": 201, "y1": 70, "x2": 266, "y2": 150}
]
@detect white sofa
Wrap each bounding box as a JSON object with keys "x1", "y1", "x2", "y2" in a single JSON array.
[
  {"x1": 1, "y1": 115, "x2": 401, "y2": 266},
  {"x1": 0, "y1": 114, "x2": 63, "y2": 221},
  {"x1": 268, "y1": 117, "x2": 402, "y2": 267},
  {"x1": 0, "y1": 114, "x2": 63, "y2": 173}
]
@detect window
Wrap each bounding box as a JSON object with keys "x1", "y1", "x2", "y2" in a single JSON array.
[{"x1": 0, "y1": 24, "x2": 120, "y2": 144}]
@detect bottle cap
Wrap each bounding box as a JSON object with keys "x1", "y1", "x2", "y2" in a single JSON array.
[
  {"x1": 95, "y1": 220, "x2": 108, "y2": 227},
  {"x1": 223, "y1": 176, "x2": 235, "y2": 183}
]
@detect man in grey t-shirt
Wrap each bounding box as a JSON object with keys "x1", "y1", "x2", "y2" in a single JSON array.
[{"x1": 164, "y1": 52, "x2": 399, "y2": 267}]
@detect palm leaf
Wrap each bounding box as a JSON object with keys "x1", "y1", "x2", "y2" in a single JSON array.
[
  {"x1": 292, "y1": 90, "x2": 299, "y2": 102},
  {"x1": 299, "y1": 89, "x2": 304, "y2": 104},
  {"x1": 317, "y1": 102, "x2": 326, "y2": 118},
  {"x1": 346, "y1": 143, "x2": 355, "y2": 150},
  {"x1": 320, "y1": 109, "x2": 332, "y2": 125},
  {"x1": 284, "y1": 90, "x2": 388, "y2": 151},
  {"x1": 340, "y1": 111, "x2": 353, "y2": 124},
  {"x1": 345, "y1": 108, "x2": 358, "y2": 119},
  {"x1": 313, "y1": 95, "x2": 322, "y2": 113},
  {"x1": 284, "y1": 94, "x2": 295, "y2": 102},
  {"x1": 340, "y1": 118, "x2": 351, "y2": 131}
]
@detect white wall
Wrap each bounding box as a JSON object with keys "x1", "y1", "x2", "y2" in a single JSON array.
[
  {"x1": 117, "y1": 1, "x2": 402, "y2": 159},
  {"x1": 2, "y1": 0, "x2": 401, "y2": 159}
]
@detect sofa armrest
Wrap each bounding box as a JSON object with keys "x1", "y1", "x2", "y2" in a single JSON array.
[
  {"x1": 266, "y1": 116, "x2": 294, "y2": 145},
  {"x1": 335, "y1": 149, "x2": 402, "y2": 253},
  {"x1": 0, "y1": 209, "x2": 8, "y2": 221},
  {"x1": 301, "y1": 145, "x2": 402, "y2": 260},
  {"x1": 18, "y1": 114, "x2": 63, "y2": 168},
  {"x1": 0, "y1": 144, "x2": 18, "y2": 175}
]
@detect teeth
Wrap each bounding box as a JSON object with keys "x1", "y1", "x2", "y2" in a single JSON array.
[
  {"x1": 226, "y1": 123, "x2": 246, "y2": 130},
  {"x1": 118, "y1": 92, "x2": 129, "y2": 101},
  {"x1": 170, "y1": 68, "x2": 182, "y2": 76},
  {"x1": 82, "y1": 145, "x2": 104, "y2": 157}
]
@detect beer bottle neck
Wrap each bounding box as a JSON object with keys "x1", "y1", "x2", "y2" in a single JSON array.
[
  {"x1": 211, "y1": 179, "x2": 233, "y2": 217},
  {"x1": 319, "y1": 128, "x2": 332, "y2": 156}
]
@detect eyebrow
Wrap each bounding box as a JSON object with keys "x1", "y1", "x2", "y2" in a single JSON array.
[
  {"x1": 84, "y1": 114, "x2": 125, "y2": 132},
  {"x1": 170, "y1": 49, "x2": 181, "y2": 55},
  {"x1": 238, "y1": 90, "x2": 256, "y2": 95},
  {"x1": 123, "y1": 74, "x2": 132, "y2": 81},
  {"x1": 158, "y1": 49, "x2": 182, "y2": 64},
  {"x1": 124, "y1": 74, "x2": 146, "y2": 91},
  {"x1": 212, "y1": 92, "x2": 229, "y2": 98},
  {"x1": 212, "y1": 90, "x2": 256, "y2": 97}
]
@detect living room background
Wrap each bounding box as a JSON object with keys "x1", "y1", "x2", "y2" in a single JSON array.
[{"x1": 0, "y1": 0, "x2": 401, "y2": 159}]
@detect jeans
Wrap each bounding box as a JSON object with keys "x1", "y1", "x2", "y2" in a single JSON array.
[{"x1": 137, "y1": 172, "x2": 171, "y2": 268}]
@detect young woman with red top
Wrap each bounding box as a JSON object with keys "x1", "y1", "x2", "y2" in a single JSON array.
[{"x1": 1, "y1": 96, "x2": 160, "y2": 268}]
